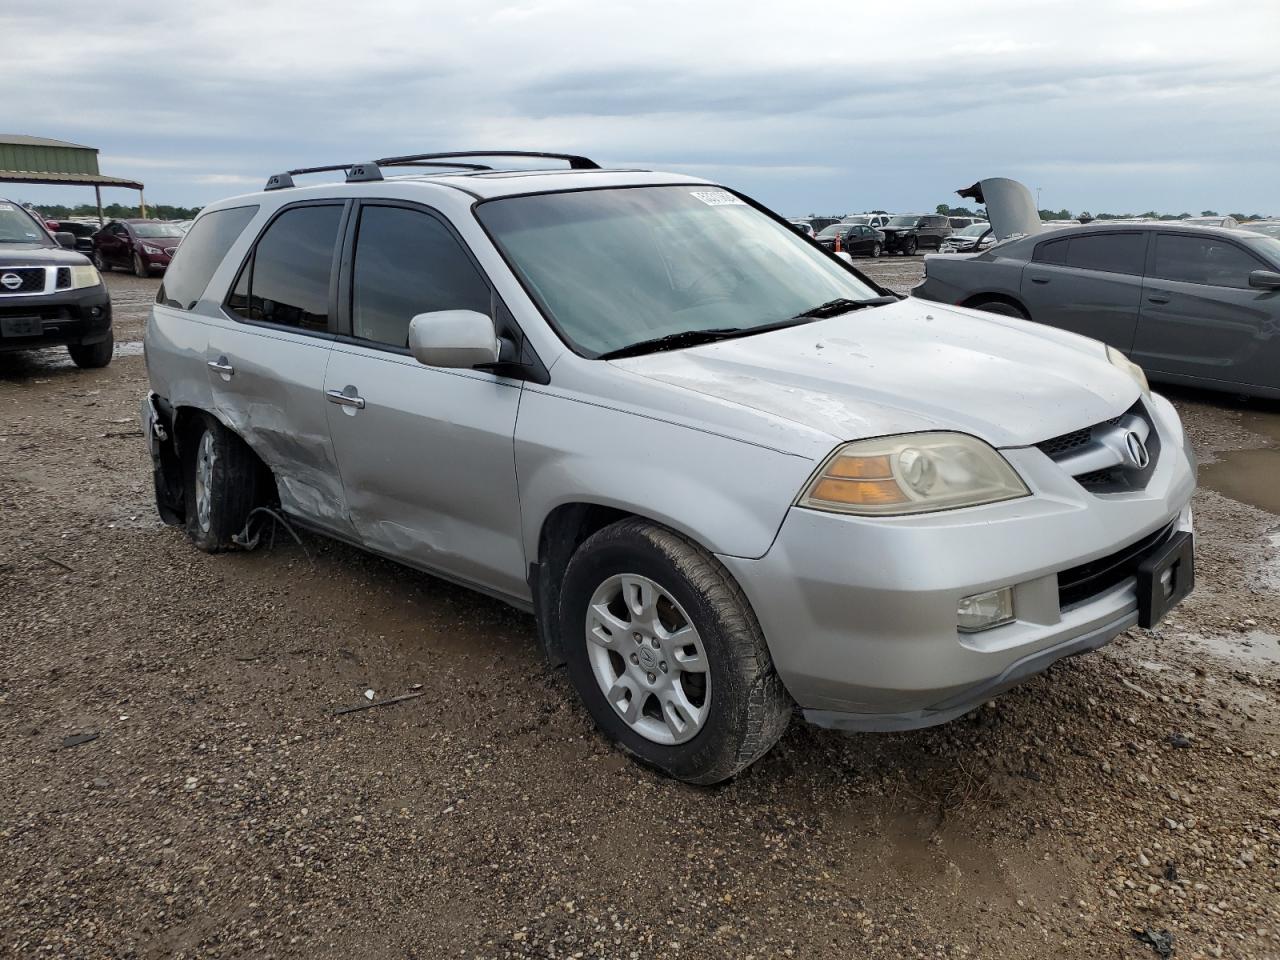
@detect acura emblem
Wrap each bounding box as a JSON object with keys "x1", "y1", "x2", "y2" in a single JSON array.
[
  {"x1": 0, "y1": 272, "x2": 21, "y2": 291},
  {"x1": 1124, "y1": 430, "x2": 1150, "y2": 469}
]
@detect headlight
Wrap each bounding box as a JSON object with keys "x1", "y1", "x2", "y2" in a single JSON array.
[
  {"x1": 798, "y1": 432, "x2": 1029, "y2": 516},
  {"x1": 1106, "y1": 344, "x2": 1150, "y2": 397},
  {"x1": 141, "y1": 244, "x2": 162, "y2": 255},
  {"x1": 69, "y1": 265, "x2": 102, "y2": 290}
]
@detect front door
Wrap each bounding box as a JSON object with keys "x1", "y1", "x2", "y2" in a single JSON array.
[
  {"x1": 323, "y1": 202, "x2": 527, "y2": 598},
  {"x1": 207, "y1": 201, "x2": 353, "y2": 536},
  {"x1": 1131, "y1": 231, "x2": 1280, "y2": 391},
  {"x1": 1020, "y1": 230, "x2": 1148, "y2": 349}
]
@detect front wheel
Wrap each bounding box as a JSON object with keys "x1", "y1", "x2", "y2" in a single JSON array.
[
  {"x1": 559, "y1": 519, "x2": 792, "y2": 784},
  {"x1": 92, "y1": 249, "x2": 110, "y2": 272},
  {"x1": 902, "y1": 237, "x2": 918, "y2": 256},
  {"x1": 133, "y1": 253, "x2": 150, "y2": 279},
  {"x1": 68, "y1": 332, "x2": 113, "y2": 369},
  {"x1": 870, "y1": 242, "x2": 882, "y2": 258}
]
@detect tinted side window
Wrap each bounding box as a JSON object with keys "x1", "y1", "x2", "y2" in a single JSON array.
[
  {"x1": 158, "y1": 205, "x2": 258, "y2": 309},
  {"x1": 350, "y1": 205, "x2": 490, "y2": 348},
  {"x1": 1034, "y1": 237, "x2": 1069, "y2": 264},
  {"x1": 1064, "y1": 233, "x2": 1145, "y2": 275},
  {"x1": 1152, "y1": 234, "x2": 1263, "y2": 289},
  {"x1": 228, "y1": 205, "x2": 343, "y2": 332}
]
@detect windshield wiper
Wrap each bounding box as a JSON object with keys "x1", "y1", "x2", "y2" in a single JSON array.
[
  {"x1": 790, "y1": 296, "x2": 897, "y2": 320},
  {"x1": 597, "y1": 327, "x2": 745, "y2": 360}
]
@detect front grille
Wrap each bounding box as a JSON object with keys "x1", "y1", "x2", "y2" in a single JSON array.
[
  {"x1": 1037, "y1": 426, "x2": 1092, "y2": 459},
  {"x1": 0, "y1": 267, "x2": 46, "y2": 294},
  {"x1": 1035, "y1": 402, "x2": 1158, "y2": 494},
  {"x1": 1057, "y1": 522, "x2": 1174, "y2": 608}
]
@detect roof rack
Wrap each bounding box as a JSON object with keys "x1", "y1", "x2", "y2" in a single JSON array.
[
  {"x1": 374, "y1": 150, "x2": 600, "y2": 170},
  {"x1": 263, "y1": 150, "x2": 600, "y2": 191}
]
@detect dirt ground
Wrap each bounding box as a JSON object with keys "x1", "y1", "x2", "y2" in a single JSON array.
[{"x1": 2, "y1": 261, "x2": 1278, "y2": 960}]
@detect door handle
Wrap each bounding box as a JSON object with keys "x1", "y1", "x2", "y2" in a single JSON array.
[
  {"x1": 1030, "y1": 276, "x2": 1050, "y2": 284},
  {"x1": 326, "y1": 388, "x2": 366, "y2": 410},
  {"x1": 207, "y1": 357, "x2": 235, "y2": 376},
  {"x1": 1146, "y1": 295, "x2": 1170, "y2": 305}
]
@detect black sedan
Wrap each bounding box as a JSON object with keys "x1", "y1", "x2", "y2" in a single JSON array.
[{"x1": 814, "y1": 222, "x2": 885, "y2": 258}]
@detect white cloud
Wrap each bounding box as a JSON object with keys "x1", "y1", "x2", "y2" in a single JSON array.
[{"x1": 3, "y1": 0, "x2": 1278, "y2": 214}]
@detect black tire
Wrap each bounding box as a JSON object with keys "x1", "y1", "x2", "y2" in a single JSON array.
[
  {"x1": 133, "y1": 253, "x2": 150, "y2": 279},
  {"x1": 902, "y1": 237, "x2": 918, "y2": 256},
  {"x1": 67, "y1": 332, "x2": 113, "y2": 369},
  {"x1": 92, "y1": 249, "x2": 110, "y2": 272},
  {"x1": 870, "y1": 242, "x2": 882, "y2": 258},
  {"x1": 969, "y1": 298, "x2": 1030, "y2": 320},
  {"x1": 182, "y1": 415, "x2": 264, "y2": 553},
  {"x1": 558, "y1": 518, "x2": 792, "y2": 784}
]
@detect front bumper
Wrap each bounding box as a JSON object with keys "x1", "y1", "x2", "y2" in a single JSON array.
[
  {"x1": 0, "y1": 284, "x2": 112, "y2": 352},
  {"x1": 718, "y1": 393, "x2": 1197, "y2": 730}
]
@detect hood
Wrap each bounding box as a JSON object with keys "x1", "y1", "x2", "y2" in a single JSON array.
[
  {"x1": 0, "y1": 243, "x2": 91, "y2": 266},
  {"x1": 880, "y1": 223, "x2": 918, "y2": 233},
  {"x1": 138, "y1": 236, "x2": 182, "y2": 249},
  {"x1": 610, "y1": 299, "x2": 1138, "y2": 449},
  {"x1": 957, "y1": 177, "x2": 1041, "y2": 240}
]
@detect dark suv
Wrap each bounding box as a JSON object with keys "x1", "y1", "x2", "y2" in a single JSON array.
[
  {"x1": 880, "y1": 214, "x2": 952, "y2": 255},
  {"x1": 0, "y1": 199, "x2": 113, "y2": 367}
]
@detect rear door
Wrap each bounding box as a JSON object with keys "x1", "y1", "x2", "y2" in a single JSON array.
[
  {"x1": 1131, "y1": 231, "x2": 1278, "y2": 389},
  {"x1": 322, "y1": 201, "x2": 527, "y2": 598},
  {"x1": 207, "y1": 201, "x2": 354, "y2": 536},
  {"x1": 1020, "y1": 231, "x2": 1147, "y2": 349}
]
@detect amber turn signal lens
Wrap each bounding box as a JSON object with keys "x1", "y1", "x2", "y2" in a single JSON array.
[
  {"x1": 826, "y1": 454, "x2": 893, "y2": 480},
  {"x1": 809, "y1": 477, "x2": 907, "y2": 505}
]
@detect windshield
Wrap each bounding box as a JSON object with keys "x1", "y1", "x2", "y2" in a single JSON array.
[
  {"x1": 887, "y1": 215, "x2": 921, "y2": 227},
  {"x1": 0, "y1": 203, "x2": 52, "y2": 246},
  {"x1": 1241, "y1": 234, "x2": 1280, "y2": 264},
  {"x1": 816, "y1": 223, "x2": 849, "y2": 238},
  {"x1": 957, "y1": 223, "x2": 990, "y2": 237},
  {"x1": 477, "y1": 185, "x2": 880, "y2": 357},
  {"x1": 132, "y1": 222, "x2": 186, "y2": 239},
  {"x1": 1243, "y1": 223, "x2": 1280, "y2": 240},
  {"x1": 841, "y1": 216, "x2": 871, "y2": 225}
]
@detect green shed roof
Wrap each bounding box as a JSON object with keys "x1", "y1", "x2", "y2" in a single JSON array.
[{"x1": 0, "y1": 134, "x2": 143, "y2": 192}]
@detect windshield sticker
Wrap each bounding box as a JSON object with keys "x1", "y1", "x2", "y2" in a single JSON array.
[{"x1": 690, "y1": 190, "x2": 745, "y2": 207}]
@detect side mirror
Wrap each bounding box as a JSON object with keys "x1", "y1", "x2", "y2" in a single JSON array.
[
  {"x1": 55, "y1": 231, "x2": 76, "y2": 249},
  {"x1": 408, "y1": 310, "x2": 500, "y2": 369},
  {"x1": 1248, "y1": 269, "x2": 1280, "y2": 290}
]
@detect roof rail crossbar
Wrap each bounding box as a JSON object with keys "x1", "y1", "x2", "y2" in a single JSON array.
[
  {"x1": 379, "y1": 160, "x2": 495, "y2": 171},
  {"x1": 263, "y1": 162, "x2": 383, "y2": 191},
  {"x1": 374, "y1": 150, "x2": 600, "y2": 170}
]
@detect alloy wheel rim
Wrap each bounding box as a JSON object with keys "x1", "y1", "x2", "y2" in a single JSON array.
[
  {"x1": 585, "y1": 573, "x2": 711, "y2": 745},
  {"x1": 194, "y1": 432, "x2": 215, "y2": 533}
]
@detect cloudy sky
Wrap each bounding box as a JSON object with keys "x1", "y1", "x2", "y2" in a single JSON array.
[{"x1": 6, "y1": 0, "x2": 1279, "y2": 216}]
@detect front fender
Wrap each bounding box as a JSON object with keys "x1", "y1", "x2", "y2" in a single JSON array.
[{"x1": 515, "y1": 389, "x2": 817, "y2": 562}]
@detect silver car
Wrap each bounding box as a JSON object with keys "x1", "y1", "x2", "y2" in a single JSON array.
[{"x1": 141, "y1": 152, "x2": 1196, "y2": 783}]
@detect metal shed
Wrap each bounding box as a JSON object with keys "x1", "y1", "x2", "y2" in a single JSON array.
[{"x1": 0, "y1": 134, "x2": 146, "y2": 223}]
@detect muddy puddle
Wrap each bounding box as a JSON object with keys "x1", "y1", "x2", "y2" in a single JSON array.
[
  {"x1": 1187, "y1": 629, "x2": 1280, "y2": 665},
  {"x1": 1198, "y1": 404, "x2": 1280, "y2": 516}
]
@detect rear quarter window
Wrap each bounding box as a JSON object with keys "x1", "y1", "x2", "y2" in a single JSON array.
[{"x1": 157, "y1": 205, "x2": 259, "y2": 310}]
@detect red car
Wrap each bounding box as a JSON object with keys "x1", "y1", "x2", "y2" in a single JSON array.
[{"x1": 92, "y1": 219, "x2": 185, "y2": 277}]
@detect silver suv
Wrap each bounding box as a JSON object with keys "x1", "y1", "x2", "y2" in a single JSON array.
[{"x1": 142, "y1": 151, "x2": 1196, "y2": 783}]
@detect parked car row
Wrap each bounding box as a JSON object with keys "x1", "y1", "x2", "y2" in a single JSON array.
[
  {"x1": 135, "y1": 153, "x2": 1197, "y2": 784},
  {"x1": 793, "y1": 212, "x2": 985, "y2": 256}
]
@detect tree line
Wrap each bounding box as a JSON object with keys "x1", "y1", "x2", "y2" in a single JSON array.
[
  {"x1": 935, "y1": 204, "x2": 1270, "y2": 222},
  {"x1": 25, "y1": 201, "x2": 203, "y2": 222}
]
